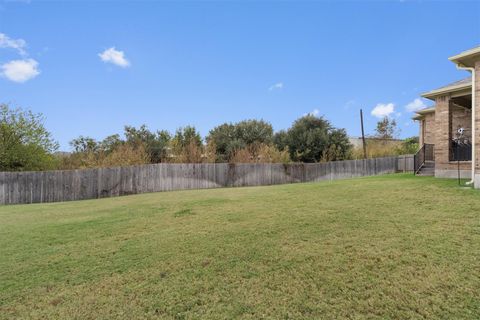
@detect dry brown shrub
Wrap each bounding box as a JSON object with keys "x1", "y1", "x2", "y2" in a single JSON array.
[
  {"x1": 57, "y1": 151, "x2": 98, "y2": 169},
  {"x1": 58, "y1": 143, "x2": 150, "y2": 169},
  {"x1": 229, "y1": 148, "x2": 253, "y2": 163},
  {"x1": 204, "y1": 140, "x2": 217, "y2": 163},
  {"x1": 101, "y1": 143, "x2": 150, "y2": 167},
  {"x1": 230, "y1": 143, "x2": 290, "y2": 163},
  {"x1": 351, "y1": 139, "x2": 403, "y2": 159},
  {"x1": 169, "y1": 140, "x2": 204, "y2": 163}
]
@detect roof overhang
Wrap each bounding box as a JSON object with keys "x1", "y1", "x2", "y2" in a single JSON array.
[
  {"x1": 412, "y1": 107, "x2": 435, "y2": 120},
  {"x1": 421, "y1": 82, "x2": 471, "y2": 100},
  {"x1": 416, "y1": 107, "x2": 435, "y2": 115},
  {"x1": 421, "y1": 46, "x2": 480, "y2": 100},
  {"x1": 449, "y1": 46, "x2": 480, "y2": 68}
]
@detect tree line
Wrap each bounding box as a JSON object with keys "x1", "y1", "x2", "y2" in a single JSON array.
[{"x1": 0, "y1": 103, "x2": 416, "y2": 172}]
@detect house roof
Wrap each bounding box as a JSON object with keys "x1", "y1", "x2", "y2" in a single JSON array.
[
  {"x1": 421, "y1": 46, "x2": 480, "y2": 100},
  {"x1": 412, "y1": 107, "x2": 435, "y2": 120},
  {"x1": 416, "y1": 107, "x2": 435, "y2": 114},
  {"x1": 421, "y1": 77, "x2": 471, "y2": 100},
  {"x1": 449, "y1": 45, "x2": 480, "y2": 68}
]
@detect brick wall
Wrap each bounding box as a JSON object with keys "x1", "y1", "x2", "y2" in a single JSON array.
[
  {"x1": 421, "y1": 112, "x2": 436, "y2": 145},
  {"x1": 434, "y1": 96, "x2": 452, "y2": 171}
]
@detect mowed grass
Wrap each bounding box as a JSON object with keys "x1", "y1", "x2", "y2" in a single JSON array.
[{"x1": 0, "y1": 174, "x2": 479, "y2": 319}]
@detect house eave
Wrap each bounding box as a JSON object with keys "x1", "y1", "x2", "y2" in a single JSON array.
[
  {"x1": 421, "y1": 83, "x2": 472, "y2": 100},
  {"x1": 448, "y1": 46, "x2": 480, "y2": 68},
  {"x1": 412, "y1": 107, "x2": 435, "y2": 120},
  {"x1": 416, "y1": 107, "x2": 435, "y2": 114}
]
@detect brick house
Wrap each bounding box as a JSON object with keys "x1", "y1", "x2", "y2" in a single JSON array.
[{"x1": 413, "y1": 46, "x2": 480, "y2": 187}]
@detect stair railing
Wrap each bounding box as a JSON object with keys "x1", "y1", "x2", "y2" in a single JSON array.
[{"x1": 414, "y1": 144, "x2": 434, "y2": 175}]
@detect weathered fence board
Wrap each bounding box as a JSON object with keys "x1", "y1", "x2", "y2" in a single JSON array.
[{"x1": 0, "y1": 156, "x2": 413, "y2": 205}]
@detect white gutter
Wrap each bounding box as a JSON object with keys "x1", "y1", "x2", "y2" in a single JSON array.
[{"x1": 456, "y1": 65, "x2": 476, "y2": 184}]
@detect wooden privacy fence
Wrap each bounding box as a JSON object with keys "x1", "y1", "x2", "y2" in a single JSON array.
[{"x1": 0, "y1": 156, "x2": 413, "y2": 205}]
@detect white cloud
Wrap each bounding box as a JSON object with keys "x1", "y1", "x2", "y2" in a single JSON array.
[
  {"x1": 268, "y1": 82, "x2": 283, "y2": 91},
  {"x1": 98, "y1": 47, "x2": 130, "y2": 68},
  {"x1": 1, "y1": 58, "x2": 40, "y2": 83},
  {"x1": 371, "y1": 103, "x2": 395, "y2": 118},
  {"x1": 0, "y1": 33, "x2": 40, "y2": 83},
  {"x1": 0, "y1": 33, "x2": 27, "y2": 56},
  {"x1": 304, "y1": 108, "x2": 320, "y2": 117},
  {"x1": 405, "y1": 98, "x2": 427, "y2": 112}
]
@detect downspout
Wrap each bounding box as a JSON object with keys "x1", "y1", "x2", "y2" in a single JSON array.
[{"x1": 456, "y1": 64, "x2": 475, "y2": 185}]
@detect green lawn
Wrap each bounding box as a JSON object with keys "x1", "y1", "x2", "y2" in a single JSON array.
[{"x1": 0, "y1": 174, "x2": 479, "y2": 319}]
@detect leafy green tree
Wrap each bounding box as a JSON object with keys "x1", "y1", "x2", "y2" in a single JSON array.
[
  {"x1": 234, "y1": 119, "x2": 273, "y2": 146},
  {"x1": 153, "y1": 130, "x2": 172, "y2": 161},
  {"x1": 100, "y1": 134, "x2": 123, "y2": 153},
  {"x1": 170, "y1": 126, "x2": 203, "y2": 163},
  {"x1": 285, "y1": 115, "x2": 330, "y2": 162},
  {"x1": 0, "y1": 104, "x2": 59, "y2": 171},
  {"x1": 322, "y1": 128, "x2": 352, "y2": 161},
  {"x1": 124, "y1": 125, "x2": 154, "y2": 144},
  {"x1": 124, "y1": 125, "x2": 171, "y2": 162},
  {"x1": 206, "y1": 123, "x2": 236, "y2": 162},
  {"x1": 171, "y1": 126, "x2": 202, "y2": 148},
  {"x1": 70, "y1": 136, "x2": 99, "y2": 153},
  {"x1": 69, "y1": 125, "x2": 172, "y2": 165},
  {"x1": 273, "y1": 130, "x2": 289, "y2": 151},
  {"x1": 207, "y1": 119, "x2": 273, "y2": 162},
  {"x1": 280, "y1": 115, "x2": 352, "y2": 162}
]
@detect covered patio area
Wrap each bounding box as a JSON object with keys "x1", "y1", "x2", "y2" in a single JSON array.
[{"x1": 413, "y1": 45, "x2": 480, "y2": 184}]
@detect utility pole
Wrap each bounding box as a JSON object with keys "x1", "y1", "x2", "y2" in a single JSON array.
[{"x1": 360, "y1": 109, "x2": 367, "y2": 159}]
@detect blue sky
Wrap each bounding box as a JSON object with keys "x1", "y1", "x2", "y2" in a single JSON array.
[{"x1": 0, "y1": 1, "x2": 479, "y2": 151}]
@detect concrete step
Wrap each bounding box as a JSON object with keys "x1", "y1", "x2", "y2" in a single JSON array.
[
  {"x1": 423, "y1": 161, "x2": 435, "y2": 168},
  {"x1": 416, "y1": 160, "x2": 435, "y2": 176},
  {"x1": 420, "y1": 167, "x2": 435, "y2": 172},
  {"x1": 419, "y1": 170, "x2": 434, "y2": 175}
]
